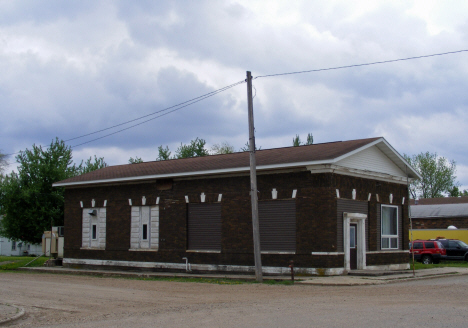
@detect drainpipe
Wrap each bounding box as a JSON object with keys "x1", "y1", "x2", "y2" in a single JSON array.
[{"x1": 182, "y1": 257, "x2": 191, "y2": 272}]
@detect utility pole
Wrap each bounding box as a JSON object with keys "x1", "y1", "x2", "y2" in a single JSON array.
[{"x1": 246, "y1": 71, "x2": 263, "y2": 282}]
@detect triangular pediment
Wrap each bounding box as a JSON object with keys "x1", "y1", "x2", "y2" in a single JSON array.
[{"x1": 336, "y1": 145, "x2": 406, "y2": 177}]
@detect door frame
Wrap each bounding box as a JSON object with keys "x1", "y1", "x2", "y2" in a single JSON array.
[{"x1": 343, "y1": 212, "x2": 367, "y2": 271}]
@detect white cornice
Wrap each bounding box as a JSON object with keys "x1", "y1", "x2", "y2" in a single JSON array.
[
  {"x1": 52, "y1": 160, "x2": 333, "y2": 187},
  {"x1": 53, "y1": 138, "x2": 419, "y2": 187},
  {"x1": 307, "y1": 164, "x2": 411, "y2": 185}
]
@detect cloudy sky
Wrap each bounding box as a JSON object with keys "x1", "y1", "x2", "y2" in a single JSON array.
[{"x1": 2, "y1": 0, "x2": 468, "y2": 189}]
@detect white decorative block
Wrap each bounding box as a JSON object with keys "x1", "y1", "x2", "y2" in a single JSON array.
[
  {"x1": 142, "y1": 196, "x2": 146, "y2": 205},
  {"x1": 352, "y1": 189, "x2": 356, "y2": 200},
  {"x1": 292, "y1": 189, "x2": 297, "y2": 198},
  {"x1": 80, "y1": 201, "x2": 83, "y2": 208},
  {"x1": 336, "y1": 189, "x2": 340, "y2": 198},
  {"x1": 201, "y1": 193, "x2": 206, "y2": 202},
  {"x1": 272, "y1": 188, "x2": 278, "y2": 199},
  {"x1": 103, "y1": 200, "x2": 107, "y2": 207},
  {"x1": 91, "y1": 199, "x2": 95, "y2": 207},
  {"x1": 368, "y1": 193, "x2": 371, "y2": 201},
  {"x1": 185, "y1": 196, "x2": 189, "y2": 203},
  {"x1": 218, "y1": 194, "x2": 222, "y2": 202},
  {"x1": 156, "y1": 197, "x2": 160, "y2": 204},
  {"x1": 402, "y1": 197, "x2": 405, "y2": 205}
]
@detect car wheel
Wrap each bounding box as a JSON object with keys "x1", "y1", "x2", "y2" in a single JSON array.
[{"x1": 421, "y1": 255, "x2": 432, "y2": 264}]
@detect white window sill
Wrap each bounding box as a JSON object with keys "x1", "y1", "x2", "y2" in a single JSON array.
[
  {"x1": 311, "y1": 252, "x2": 344, "y2": 255},
  {"x1": 80, "y1": 247, "x2": 105, "y2": 250},
  {"x1": 368, "y1": 250, "x2": 409, "y2": 254},
  {"x1": 129, "y1": 249, "x2": 159, "y2": 252},
  {"x1": 261, "y1": 251, "x2": 296, "y2": 255},
  {"x1": 186, "y1": 250, "x2": 221, "y2": 253}
]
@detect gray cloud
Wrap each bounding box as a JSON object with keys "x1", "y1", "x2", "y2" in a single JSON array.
[{"x1": 1, "y1": 0, "x2": 468, "y2": 189}]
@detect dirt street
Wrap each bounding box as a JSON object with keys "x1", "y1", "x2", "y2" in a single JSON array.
[{"x1": 1, "y1": 272, "x2": 467, "y2": 327}]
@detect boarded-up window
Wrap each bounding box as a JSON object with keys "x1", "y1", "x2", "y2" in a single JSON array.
[
  {"x1": 130, "y1": 206, "x2": 159, "y2": 250},
  {"x1": 82, "y1": 208, "x2": 106, "y2": 249},
  {"x1": 187, "y1": 203, "x2": 221, "y2": 251},
  {"x1": 258, "y1": 200, "x2": 296, "y2": 252}
]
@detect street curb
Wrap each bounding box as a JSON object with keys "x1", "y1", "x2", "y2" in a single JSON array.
[
  {"x1": 383, "y1": 271, "x2": 468, "y2": 284},
  {"x1": 16, "y1": 266, "x2": 468, "y2": 286},
  {"x1": 295, "y1": 271, "x2": 468, "y2": 286},
  {"x1": 0, "y1": 304, "x2": 25, "y2": 326}
]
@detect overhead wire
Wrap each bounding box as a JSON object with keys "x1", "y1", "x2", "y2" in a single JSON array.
[
  {"x1": 3, "y1": 79, "x2": 245, "y2": 156},
  {"x1": 3, "y1": 48, "x2": 468, "y2": 157},
  {"x1": 254, "y1": 49, "x2": 468, "y2": 79},
  {"x1": 70, "y1": 80, "x2": 246, "y2": 148},
  {"x1": 65, "y1": 79, "x2": 246, "y2": 143}
]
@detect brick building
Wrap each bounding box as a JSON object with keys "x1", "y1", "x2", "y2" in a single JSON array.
[
  {"x1": 411, "y1": 197, "x2": 468, "y2": 229},
  {"x1": 54, "y1": 137, "x2": 419, "y2": 275}
]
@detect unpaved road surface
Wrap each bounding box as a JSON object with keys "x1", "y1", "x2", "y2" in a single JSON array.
[{"x1": 1, "y1": 272, "x2": 468, "y2": 327}]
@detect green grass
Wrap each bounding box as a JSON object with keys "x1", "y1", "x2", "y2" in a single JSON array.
[
  {"x1": 412, "y1": 260, "x2": 468, "y2": 270},
  {"x1": 0, "y1": 255, "x2": 49, "y2": 270},
  {"x1": 0, "y1": 258, "x2": 296, "y2": 285}
]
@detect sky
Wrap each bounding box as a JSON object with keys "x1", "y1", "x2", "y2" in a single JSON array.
[{"x1": 1, "y1": 0, "x2": 468, "y2": 190}]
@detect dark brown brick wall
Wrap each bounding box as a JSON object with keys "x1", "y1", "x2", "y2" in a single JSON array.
[
  {"x1": 367, "y1": 252, "x2": 409, "y2": 266},
  {"x1": 63, "y1": 170, "x2": 409, "y2": 271}
]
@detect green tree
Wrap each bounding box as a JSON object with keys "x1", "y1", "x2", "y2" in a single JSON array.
[
  {"x1": 175, "y1": 138, "x2": 209, "y2": 159},
  {"x1": 157, "y1": 145, "x2": 171, "y2": 161},
  {"x1": 306, "y1": 133, "x2": 314, "y2": 145},
  {"x1": 0, "y1": 150, "x2": 7, "y2": 174},
  {"x1": 404, "y1": 152, "x2": 458, "y2": 199},
  {"x1": 292, "y1": 135, "x2": 301, "y2": 147},
  {"x1": 449, "y1": 186, "x2": 468, "y2": 197},
  {"x1": 128, "y1": 156, "x2": 143, "y2": 164},
  {"x1": 449, "y1": 186, "x2": 460, "y2": 197},
  {"x1": 77, "y1": 155, "x2": 107, "y2": 174},
  {"x1": 211, "y1": 142, "x2": 235, "y2": 154},
  {"x1": 0, "y1": 138, "x2": 105, "y2": 244},
  {"x1": 240, "y1": 142, "x2": 261, "y2": 152}
]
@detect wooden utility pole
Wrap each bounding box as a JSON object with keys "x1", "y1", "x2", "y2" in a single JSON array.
[{"x1": 246, "y1": 71, "x2": 263, "y2": 282}]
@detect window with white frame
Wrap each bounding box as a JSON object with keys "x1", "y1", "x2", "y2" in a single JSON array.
[
  {"x1": 11, "y1": 240, "x2": 16, "y2": 251},
  {"x1": 130, "y1": 206, "x2": 159, "y2": 250},
  {"x1": 381, "y1": 205, "x2": 398, "y2": 249},
  {"x1": 82, "y1": 208, "x2": 106, "y2": 249}
]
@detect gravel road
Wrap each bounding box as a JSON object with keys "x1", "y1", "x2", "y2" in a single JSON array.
[{"x1": 1, "y1": 272, "x2": 467, "y2": 327}]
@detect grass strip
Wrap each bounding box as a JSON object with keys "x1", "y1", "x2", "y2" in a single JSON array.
[{"x1": 0, "y1": 256, "x2": 49, "y2": 270}]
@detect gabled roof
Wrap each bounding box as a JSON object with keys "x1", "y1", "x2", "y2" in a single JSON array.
[
  {"x1": 411, "y1": 203, "x2": 468, "y2": 218},
  {"x1": 53, "y1": 137, "x2": 420, "y2": 187}
]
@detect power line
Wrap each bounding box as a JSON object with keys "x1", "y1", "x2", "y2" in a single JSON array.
[
  {"x1": 65, "y1": 80, "x2": 246, "y2": 143},
  {"x1": 254, "y1": 49, "x2": 468, "y2": 79},
  {"x1": 3, "y1": 80, "x2": 245, "y2": 156},
  {"x1": 4, "y1": 49, "x2": 468, "y2": 157},
  {"x1": 71, "y1": 80, "x2": 245, "y2": 148}
]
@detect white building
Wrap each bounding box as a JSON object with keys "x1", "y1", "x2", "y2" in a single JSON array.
[{"x1": 0, "y1": 216, "x2": 42, "y2": 256}]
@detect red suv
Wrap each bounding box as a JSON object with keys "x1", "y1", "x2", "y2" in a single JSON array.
[{"x1": 409, "y1": 240, "x2": 447, "y2": 264}]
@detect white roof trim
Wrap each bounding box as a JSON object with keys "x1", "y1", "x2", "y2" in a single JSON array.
[
  {"x1": 53, "y1": 138, "x2": 421, "y2": 187},
  {"x1": 332, "y1": 137, "x2": 420, "y2": 180},
  {"x1": 52, "y1": 159, "x2": 333, "y2": 187},
  {"x1": 307, "y1": 165, "x2": 410, "y2": 185}
]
